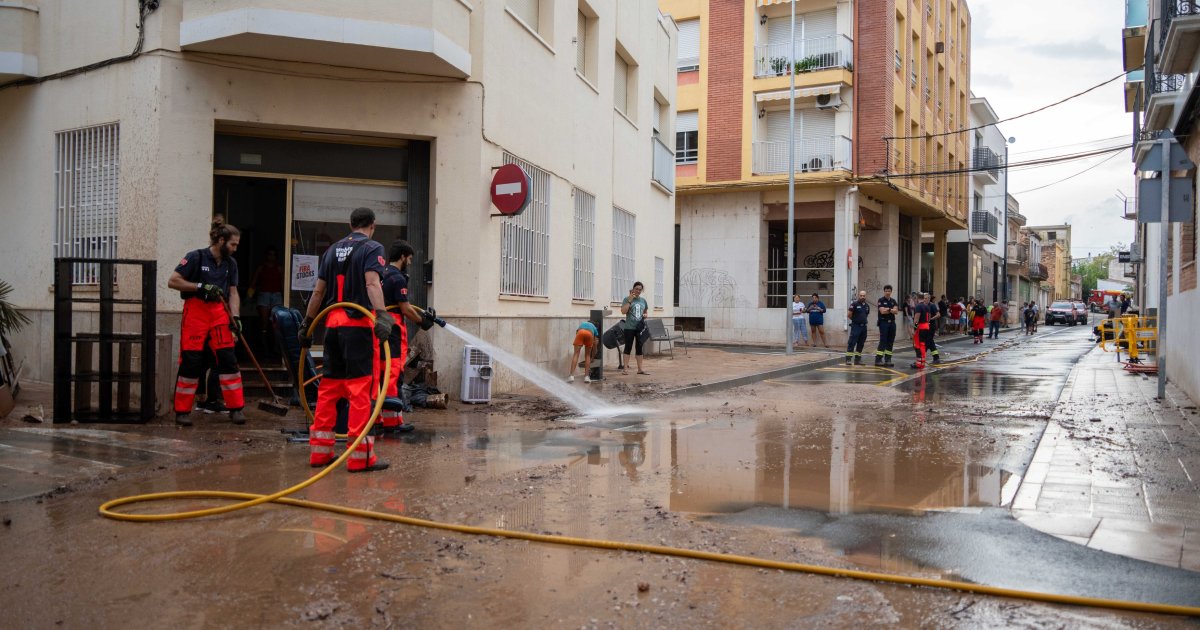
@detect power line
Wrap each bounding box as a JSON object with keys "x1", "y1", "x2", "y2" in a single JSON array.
[
  {"x1": 884, "y1": 70, "x2": 1133, "y2": 141},
  {"x1": 1010, "y1": 135, "x2": 1128, "y2": 157},
  {"x1": 887, "y1": 145, "x2": 1129, "y2": 179},
  {"x1": 1013, "y1": 150, "x2": 1125, "y2": 194}
]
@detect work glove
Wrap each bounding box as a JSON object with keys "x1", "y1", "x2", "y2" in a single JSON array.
[
  {"x1": 230, "y1": 317, "x2": 243, "y2": 341},
  {"x1": 198, "y1": 283, "x2": 224, "y2": 302},
  {"x1": 373, "y1": 309, "x2": 394, "y2": 341},
  {"x1": 420, "y1": 307, "x2": 438, "y2": 331},
  {"x1": 298, "y1": 316, "x2": 314, "y2": 348}
]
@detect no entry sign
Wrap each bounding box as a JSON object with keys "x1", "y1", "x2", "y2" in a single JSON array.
[{"x1": 491, "y1": 164, "x2": 531, "y2": 216}]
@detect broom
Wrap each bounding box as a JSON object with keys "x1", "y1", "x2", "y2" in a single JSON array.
[{"x1": 220, "y1": 296, "x2": 290, "y2": 416}]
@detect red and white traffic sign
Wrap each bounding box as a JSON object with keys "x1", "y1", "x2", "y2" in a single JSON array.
[{"x1": 491, "y1": 164, "x2": 531, "y2": 216}]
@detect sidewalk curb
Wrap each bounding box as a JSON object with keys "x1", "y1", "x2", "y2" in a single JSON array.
[{"x1": 664, "y1": 325, "x2": 1025, "y2": 397}]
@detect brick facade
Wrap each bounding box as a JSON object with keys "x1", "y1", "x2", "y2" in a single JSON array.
[
  {"x1": 854, "y1": 0, "x2": 895, "y2": 176},
  {"x1": 704, "y1": 0, "x2": 744, "y2": 182}
]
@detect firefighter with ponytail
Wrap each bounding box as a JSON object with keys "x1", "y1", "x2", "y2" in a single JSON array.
[
  {"x1": 376, "y1": 240, "x2": 427, "y2": 434},
  {"x1": 167, "y1": 216, "x2": 246, "y2": 426}
]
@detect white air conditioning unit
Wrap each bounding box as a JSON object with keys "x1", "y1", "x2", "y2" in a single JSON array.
[
  {"x1": 816, "y1": 93, "x2": 842, "y2": 109},
  {"x1": 460, "y1": 346, "x2": 493, "y2": 404}
]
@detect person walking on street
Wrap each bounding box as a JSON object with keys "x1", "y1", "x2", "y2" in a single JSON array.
[
  {"x1": 567, "y1": 320, "x2": 599, "y2": 383},
  {"x1": 988, "y1": 301, "x2": 1004, "y2": 339},
  {"x1": 875, "y1": 285, "x2": 899, "y2": 366},
  {"x1": 948, "y1": 299, "x2": 963, "y2": 334},
  {"x1": 910, "y1": 293, "x2": 940, "y2": 369},
  {"x1": 791, "y1": 294, "x2": 810, "y2": 347},
  {"x1": 845, "y1": 290, "x2": 871, "y2": 365},
  {"x1": 970, "y1": 299, "x2": 987, "y2": 343},
  {"x1": 807, "y1": 293, "x2": 829, "y2": 347},
  {"x1": 620, "y1": 281, "x2": 650, "y2": 375},
  {"x1": 299, "y1": 207, "x2": 395, "y2": 473},
  {"x1": 167, "y1": 216, "x2": 246, "y2": 427},
  {"x1": 376, "y1": 240, "x2": 425, "y2": 434},
  {"x1": 937, "y1": 296, "x2": 950, "y2": 336}
]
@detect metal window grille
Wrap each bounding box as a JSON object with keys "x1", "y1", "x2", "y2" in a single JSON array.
[
  {"x1": 500, "y1": 153, "x2": 550, "y2": 297},
  {"x1": 654, "y1": 256, "x2": 664, "y2": 307},
  {"x1": 611, "y1": 207, "x2": 635, "y2": 303},
  {"x1": 573, "y1": 188, "x2": 595, "y2": 300},
  {"x1": 55, "y1": 122, "x2": 120, "y2": 285}
]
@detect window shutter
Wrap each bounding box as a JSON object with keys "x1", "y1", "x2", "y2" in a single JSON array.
[
  {"x1": 764, "y1": 110, "x2": 795, "y2": 144},
  {"x1": 614, "y1": 55, "x2": 629, "y2": 114},
  {"x1": 767, "y1": 17, "x2": 790, "y2": 48},
  {"x1": 800, "y1": 109, "x2": 834, "y2": 141},
  {"x1": 509, "y1": 0, "x2": 538, "y2": 30},
  {"x1": 576, "y1": 12, "x2": 587, "y2": 71},
  {"x1": 803, "y1": 9, "x2": 837, "y2": 39},
  {"x1": 677, "y1": 19, "x2": 700, "y2": 69},
  {"x1": 676, "y1": 111, "x2": 698, "y2": 133}
]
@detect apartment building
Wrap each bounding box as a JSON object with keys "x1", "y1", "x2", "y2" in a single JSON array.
[
  {"x1": 659, "y1": 0, "x2": 971, "y2": 344},
  {"x1": 1123, "y1": 0, "x2": 1200, "y2": 401},
  {"x1": 1027, "y1": 225, "x2": 1073, "y2": 302},
  {"x1": 945, "y1": 96, "x2": 1006, "y2": 303},
  {"x1": 0, "y1": 0, "x2": 678, "y2": 395}
]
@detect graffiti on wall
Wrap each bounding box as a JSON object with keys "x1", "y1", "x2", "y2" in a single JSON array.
[
  {"x1": 803, "y1": 248, "x2": 835, "y2": 268},
  {"x1": 680, "y1": 268, "x2": 749, "y2": 307}
]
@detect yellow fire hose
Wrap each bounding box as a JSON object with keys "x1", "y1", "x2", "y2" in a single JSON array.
[{"x1": 98, "y1": 303, "x2": 1200, "y2": 618}]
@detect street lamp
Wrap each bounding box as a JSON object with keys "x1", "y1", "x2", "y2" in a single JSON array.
[{"x1": 1001, "y1": 137, "x2": 1015, "y2": 304}]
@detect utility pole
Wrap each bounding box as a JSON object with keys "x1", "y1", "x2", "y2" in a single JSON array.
[
  {"x1": 1001, "y1": 138, "x2": 1015, "y2": 304},
  {"x1": 784, "y1": 0, "x2": 796, "y2": 355},
  {"x1": 1157, "y1": 135, "x2": 1169, "y2": 399}
]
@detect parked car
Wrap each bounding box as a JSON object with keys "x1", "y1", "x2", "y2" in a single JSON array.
[
  {"x1": 1072, "y1": 302, "x2": 1089, "y2": 325},
  {"x1": 1044, "y1": 301, "x2": 1078, "y2": 326}
]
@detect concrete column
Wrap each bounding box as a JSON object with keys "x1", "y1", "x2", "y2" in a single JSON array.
[
  {"x1": 910, "y1": 217, "x2": 923, "y2": 294},
  {"x1": 932, "y1": 230, "x2": 948, "y2": 297},
  {"x1": 1145, "y1": 223, "x2": 1161, "y2": 311},
  {"x1": 859, "y1": 203, "x2": 899, "y2": 295},
  {"x1": 833, "y1": 185, "x2": 859, "y2": 313}
]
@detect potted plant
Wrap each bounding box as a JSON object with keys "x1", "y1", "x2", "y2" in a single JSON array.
[
  {"x1": 0, "y1": 279, "x2": 31, "y2": 338},
  {"x1": 0, "y1": 279, "x2": 29, "y2": 416},
  {"x1": 770, "y1": 57, "x2": 790, "y2": 76}
]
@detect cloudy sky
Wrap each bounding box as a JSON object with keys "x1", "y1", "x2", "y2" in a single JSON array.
[{"x1": 969, "y1": 0, "x2": 1132, "y2": 258}]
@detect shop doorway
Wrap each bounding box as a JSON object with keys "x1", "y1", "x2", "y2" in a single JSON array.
[{"x1": 213, "y1": 175, "x2": 287, "y2": 357}]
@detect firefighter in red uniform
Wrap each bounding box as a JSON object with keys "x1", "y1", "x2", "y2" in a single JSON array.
[
  {"x1": 376, "y1": 240, "x2": 426, "y2": 434},
  {"x1": 910, "y1": 292, "x2": 941, "y2": 370},
  {"x1": 299, "y1": 207, "x2": 395, "y2": 472},
  {"x1": 167, "y1": 217, "x2": 246, "y2": 426}
]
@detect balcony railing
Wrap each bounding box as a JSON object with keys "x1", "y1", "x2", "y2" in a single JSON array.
[
  {"x1": 1029, "y1": 263, "x2": 1049, "y2": 281},
  {"x1": 752, "y1": 136, "x2": 852, "y2": 175},
  {"x1": 971, "y1": 211, "x2": 999, "y2": 240},
  {"x1": 754, "y1": 35, "x2": 853, "y2": 78},
  {"x1": 1007, "y1": 243, "x2": 1028, "y2": 264},
  {"x1": 1153, "y1": 71, "x2": 1185, "y2": 93},
  {"x1": 972, "y1": 147, "x2": 1002, "y2": 180},
  {"x1": 651, "y1": 136, "x2": 674, "y2": 192},
  {"x1": 1166, "y1": 0, "x2": 1200, "y2": 22}
]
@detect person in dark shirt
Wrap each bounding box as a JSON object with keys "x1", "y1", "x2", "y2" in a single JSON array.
[
  {"x1": 166, "y1": 216, "x2": 245, "y2": 427},
  {"x1": 910, "y1": 293, "x2": 941, "y2": 369},
  {"x1": 937, "y1": 296, "x2": 950, "y2": 335},
  {"x1": 875, "y1": 285, "x2": 899, "y2": 366},
  {"x1": 845, "y1": 290, "x2": 871, "y2": 365},
  {"x1": 299, "y1": 207, "x2": 395, "y2": 473},
  {"x1": 376, "y1": 240, "x2": 426, "y2": 434},
  {"x1": 807, "y1": 293, "x2": 829, "y2": 348},
  {"x1": 970, "y1": 299, "x2": 988, "y2": 343}
]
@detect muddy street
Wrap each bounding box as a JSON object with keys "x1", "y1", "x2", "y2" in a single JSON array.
[{"x1": 1, "y1": 326, "x2": 1198, "y2": 627}]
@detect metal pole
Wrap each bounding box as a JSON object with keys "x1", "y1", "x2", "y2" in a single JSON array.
[
  {"x1": 1002, "y1": 144, "x2": 1008, "y2": 304},
  {"x1": 1158, "y1": 137, "x2": 1169, "y2": 398},
  {"x1": 785, "y1": 0, "x2": 796, "y2": 355}
]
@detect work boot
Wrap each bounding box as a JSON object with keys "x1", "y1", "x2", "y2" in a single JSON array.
[
  {"x1": 845, "y1": 356, "x2": 853, "y2": 365},
  {"x1": 875, "y1": 355, "x2": 883, "y2": 366},
  {"x1": 175, "y1": 412, "x2": 192, "y2": 427},
  {"x1": 229, "y1": 409, "x2": 246, "y2": 425},
  {"x1": 349, "y1": 461, "x2": 390, "y2": 473},
  {"x1": 910, "y1": 362, "x2": 923, "y2": 370},
  {"x1": 200, "y1": 398, "x2": 226, "y2": 414},
  {"x1": 854, "y1": 356, "x2": 863, "y2": 365},
  {"x1": 885, "y1": 359, "x2": 895, "y2": 368},
  {"x1": 932, "y1": 355, "x2": 941, "y2": 365}
]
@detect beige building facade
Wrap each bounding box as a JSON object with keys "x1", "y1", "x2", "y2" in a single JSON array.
[{"x1": 0, "y1": 0, "x2": 678, "y2": 395}]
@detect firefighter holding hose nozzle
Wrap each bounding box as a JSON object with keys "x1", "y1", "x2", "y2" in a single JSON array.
[{"x1": 375, "y1": 240, "x2": 433, "y2": 434}]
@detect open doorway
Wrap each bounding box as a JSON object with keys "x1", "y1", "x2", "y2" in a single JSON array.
[{"x1": 213, "y1": 175, "x2": 287, "y2": 358}]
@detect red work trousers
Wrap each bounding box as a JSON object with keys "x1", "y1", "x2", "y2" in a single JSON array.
[
  {"x1": 374, "y1": 312, "x2": 407, "y2": 428},
  {"x1": 173, "y1": 298, "x2": 243, "y2": 413},
  {"x1": 310, "y1": 310, "x2": 381, "y2": 470},
  {"x1": 913, "y1": 322, "x2": 930, "y2": 368}
]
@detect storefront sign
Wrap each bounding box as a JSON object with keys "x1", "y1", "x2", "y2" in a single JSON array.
[{"x1": 291, "y1": 255, "x2": 319, "y2": 291}]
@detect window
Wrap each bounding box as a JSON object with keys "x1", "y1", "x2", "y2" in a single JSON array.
[
  {"x1": 654, "y1": 256, "x2": 665, "y2": 307},
  {"x1": 576, "y1": 6, "x2": 597, "y2": 82},
  {"x1": 676, "y1": 111, "x2": 698, "y2": 164},
  {"x1": 614, "y1": 52, "x2": 632, "y2": 117},
  {"x1": 55, "y1": 122, "x2": 120, "y2": 285},
  {"x1": 1047, "y1": 231, "x2": 1057, "y2": 241},
  {"x1": 573, "y1": 188, "x2": 595, "y2": 300},
  {"x1": 500, "y1": 153, "x2": 550, "y2": 297},
  {"x1": 611, "y1": 207, "x2": 636, "y2": 303},
  {"x1": 509, "y1": 0, "x2": 539, "y2": 32},
  {"x1": 677, "y1": 18, "x2": 700, "y2": 71}
]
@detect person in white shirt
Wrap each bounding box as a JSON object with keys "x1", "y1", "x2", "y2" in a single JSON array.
[{"x1": 791, "y1": 294, "x2": 810, "y2": 347}]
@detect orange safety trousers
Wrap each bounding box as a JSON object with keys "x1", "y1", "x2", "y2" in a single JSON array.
[
  {"x1": 373, "y1": 311, "x2": 407, "y2": 428},
  {"x1": 310, "y1": 309, "x2": 380, "y2": 470},
  {"x1": 173, "y1": 298, "x2": 243, "y2": 413},
  {"x1": 913, "y1": 322, "x2": 930, "y2": 368}
]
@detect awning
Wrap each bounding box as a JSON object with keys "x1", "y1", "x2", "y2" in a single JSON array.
[
  {"x1": 757, "y1": 0, "x2": 795, "y2": 5},
  {"x1": 756, "y1": 85, "x2": 840, "y2": 102}
]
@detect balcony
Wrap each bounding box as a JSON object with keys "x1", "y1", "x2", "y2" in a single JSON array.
[
  {"x1": 1029, "y1": 263, "x2": 1049, "y2": 282},
  {"x1": 1161, "y1": 1, "x2": 1200, "y2": 73},
  {"x1": 651, "y1": 136, "x2": 674, "y2": 193},
  {"x1": 0, "y1": 3, "x2": 38, "y2": 83},
  {"x1": 1124, "y1": 265, "x2": 1138, "y2": 278},
  {"x1": 1007, "y1": 243, "x2": 1028, "y2": 266},
  {"x1": 1122, "y1": 0, "x2": 1147, "y2": 72},
  {"x1": 752, "y1": 136, "x2": 852, "y2": 176},
  {"x1": 180, "y1": 1, "x2": 472, "y2": 78},
  {"x1": 1145, "y1": 71, "x2": 1184, "y2": 131},
  {"x1": 971, "y1": 147, "x2": 1002, "y2": 184},
  {"x1": 970, "y1": 211, "x2": 999, "y2": 244},
  {"x1": 753, "y1": 35, "x2": 853, "y2": 79}
]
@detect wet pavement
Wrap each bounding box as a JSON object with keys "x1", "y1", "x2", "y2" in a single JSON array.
[{"x1": 1, "y1": 324, "x2": 1198, "y2": 626}]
